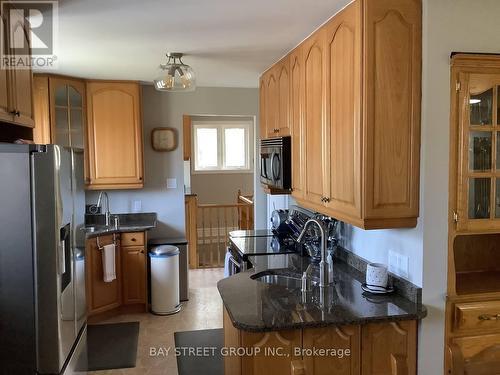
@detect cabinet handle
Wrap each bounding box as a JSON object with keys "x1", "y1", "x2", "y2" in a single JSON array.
[
  {"x1": 10, "y1": 110, "x2": 20, "y2": 116},
  {"x1": 140, "y1": 250, "x2": 144, "y2": 254},
  {"x1": 478, "y1": 314, "x2": 500, "y2": 321},
  {"x1": 131, "y1": 238, "x2": 137, "y2": 242},
  {"x1": 324, "y1": 197, "x2": 331, "y2": 203}
]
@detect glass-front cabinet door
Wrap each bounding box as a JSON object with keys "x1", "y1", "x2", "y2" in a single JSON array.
[
  {"x1": 457, "y1": 72, "x2": 500, "y2": 231},
  {"x1": 49, "y1": 77, "x2": 86, "y2": 149}
]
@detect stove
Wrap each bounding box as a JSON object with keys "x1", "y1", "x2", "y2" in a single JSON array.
[{"x1": 225, "y1": 206, "x2": 336, "y2": 276}]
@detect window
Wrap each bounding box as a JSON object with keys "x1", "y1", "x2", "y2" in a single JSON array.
[{"x1": 193, "y1": 121, "x2": 253, "y2": 172}]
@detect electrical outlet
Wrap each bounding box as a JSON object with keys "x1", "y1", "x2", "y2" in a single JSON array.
[
  {"x1": 167, "y1": 178, "x2": 177, "y2": 189},
  {"x1": 131, "y1": 200, "x2": 142, "y2": 213},
  {"x1": 388, "y1": 250, "x2": 409, "y2": 279},
  {"x1": 398, "y1": 254, "x2": 409, "y2": 279}
]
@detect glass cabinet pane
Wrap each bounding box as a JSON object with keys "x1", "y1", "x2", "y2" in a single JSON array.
[
  {"x1": 496, "y1": 179, "x2": 500, "y2": 218},
  {"x1": 55, "y1": 86, "x2": 68, "y2": 107},
  {"x1": 498, "y1": 86, "x2": 500, "y2": 125},
  {"x1": 468, "y1": 178, "x2": 491, "y2": 219},
  {"x1": 470, "y1": 88, "x2": 493, "y2": 125},
  {"x1": 469, "y1": 131, "x2": 492, "y2": 171},
  {"x1": 68, "y1": 86, "x2": 82, "y2": 108},
  {"x1": 70, "y1": 109, "x2": 84, "y2": 148},
  {"x1": 55, "y1": 107, "x2": 70, "y2": 147}
]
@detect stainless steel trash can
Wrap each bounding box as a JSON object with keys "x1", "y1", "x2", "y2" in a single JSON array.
[{"x1": 149, "y1": 245, "x2": 181, "y2": 315}]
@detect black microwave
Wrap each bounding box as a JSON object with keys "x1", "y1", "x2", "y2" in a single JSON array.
[{"x1": 260, "y1": 137, "x2": 291, "y2": 190}]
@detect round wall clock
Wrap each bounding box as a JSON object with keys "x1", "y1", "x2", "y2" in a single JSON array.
[{"x1": 151, "y1": 127, "x2": 177, "y2": 151}]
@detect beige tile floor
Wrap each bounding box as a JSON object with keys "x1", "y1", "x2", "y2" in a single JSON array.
[{"x1": 89, "y1": 268, "x2": 224, "y2": 375}]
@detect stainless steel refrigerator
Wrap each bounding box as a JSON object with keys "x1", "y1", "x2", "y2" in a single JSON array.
[{"x1": 0, "y1": 144, "x2": 87, "y2": 374}]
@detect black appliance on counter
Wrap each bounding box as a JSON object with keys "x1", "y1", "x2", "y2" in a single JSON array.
[
  {"x1": 260, "y1": 136, "x2": 291, "y2": 190},
  {"x1": 226, "y1": 206, "x2": 338, "y2": 276}
]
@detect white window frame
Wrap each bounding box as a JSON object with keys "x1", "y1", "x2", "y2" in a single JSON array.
[{"x1": 192, "y1": 120, "x2": 254, "y2": 174}]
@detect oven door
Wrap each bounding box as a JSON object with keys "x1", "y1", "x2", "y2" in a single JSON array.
[
  {"x1": 228, "y1": 255, "x2": 241, "y2": 276},
  {"x1": 260, "y1": 149, "x2": 273, "y2": 186}
]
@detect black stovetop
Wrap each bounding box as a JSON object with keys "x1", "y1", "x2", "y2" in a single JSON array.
[{"x1": 229, "y1": 235, "x2": 299, "y2": 260}]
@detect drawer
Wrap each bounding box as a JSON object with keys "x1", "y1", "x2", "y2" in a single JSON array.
[
  {"x1": 452, "y1": 333, "x2": 500, "y2": 359},
  {"x1": 121, "y1": 232, "x2": 145, "y2": 246},
  {"x1": 454, "y1": 300, "x2": 500, "y2": 333}
]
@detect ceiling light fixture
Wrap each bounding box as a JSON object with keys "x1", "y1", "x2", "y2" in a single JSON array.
[{"x1": 154, "y1": 52, "x2": 196, "y2": 92}]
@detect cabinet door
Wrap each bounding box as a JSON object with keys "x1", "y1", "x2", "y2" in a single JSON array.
[
  {"x1": 85, "y1": 236, "x2": 121, "y2": 315},
  {"x1": 86, "y1": 81, "x2": 144, "y2": 189},
  {"x1": 290, "y1": 48, "x2": 305, "y2": 200},
  {"x1": 4, "y1": 8, "x2": 34, "y2": 127},
  {"x1": 323, "y1": 1, "x2": 362, "y2": 220},
  {"x1": 0, "y1": 15, "x2": 13, "y2": 124},
  {"x1": 49, "y1": 77, "x2": 86, "y2": 148},
  {"x1": 241, "y1": 330, "x2": 302, "y2": 375},
  {"x1": 33, "y1": 76, "x2": 51, "y2": 144},
  {"x1": 302, "y1": 31, "x2": 326, "y2": 206},
  {"x1": 121, "y1": 245, "x2": 146, "y2": 305},
  {"x1": 363, "y1": 0, "x2": 421, "y2": 222},
  {"x1": 361, "y1": 321, "x2": 417, "y2": 375},
  {"x1": 303, "y1": 326, "x2": 361, "y2": 375},
  {"x1": 266, "y1": 68, "x2": 279, "y2": 138},
  {"x1": 456, "y1": 73, "x2": 500, "y2": 232},
  {"x1": 277, "y1": 56, "x2": 291, "y2": 136},
  {"x1": 259, "y1": 76, "x2": 267, "y2": 140}
]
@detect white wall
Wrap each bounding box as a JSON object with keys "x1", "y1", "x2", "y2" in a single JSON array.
[
  {"x1": 86, "y1": 85, "x2": 263, "y2": 239},
  {"x1": 337, "y1": 1, "x2": 500, "y2": 374}
]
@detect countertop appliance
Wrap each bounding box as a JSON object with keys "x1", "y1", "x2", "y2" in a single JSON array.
[
  {"x1": 270, "y1": 209, "x2": 290, "y2": 234},
  {"x1": 260, "y1": 136, "x2": 291, "y2": 190},
  {"x1": 0, "y1": 144, "x2": 87, "y2": 375}
]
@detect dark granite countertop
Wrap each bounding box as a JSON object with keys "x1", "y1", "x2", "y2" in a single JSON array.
[
  {"x1": 84, "y1": 212, "x2": 157, "y2": 238},
  {"x1": 217, "y1": 253, "x2": 427, "y2": 332}
]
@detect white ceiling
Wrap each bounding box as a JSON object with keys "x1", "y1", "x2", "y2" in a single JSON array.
[{"x1": 41, "y1": 0, "x2": 351, "y2": 88}]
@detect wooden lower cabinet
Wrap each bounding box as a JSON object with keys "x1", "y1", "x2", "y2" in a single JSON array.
[
  {"x1": 361, "y1": 321, "x2": 417, "y2": 375},
  {"x1": 121, "y1": 245, "x2": 146, "y2": 305},
  {"x1": 303, "y1": 326, "x2": 360, "y2": 375},
  {"x1": 85, "y1": 234, "x2": 122, "y2": 315},
  {"x1": 224, "y1": 308, "x2": 417, "y2": 375},
  {"x1": 86, "y1": 232, "x2": 147, "y2": 317}
]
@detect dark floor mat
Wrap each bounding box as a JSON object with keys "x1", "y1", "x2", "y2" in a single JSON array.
[
  {"x1": 86, "y1": 322, "x2": 140, "y2": 371},
  {"x1": 174, "y1": 328, "x2": 223, "y2": 375}
]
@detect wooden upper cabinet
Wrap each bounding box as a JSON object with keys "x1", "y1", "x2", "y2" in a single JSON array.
[
  {"x1": 265, "y1": 68, "x2": 279, "y2": 137},
  {"x1": 0, "y1": 10, "x2": 34, "y2": 128},
  {"x1": 260, "y1": 56, "x2": 291, "y2": 139},
  {"x1": 323, "y1": 0, "x2": 362, "y2": 221},
  {"x1": 361, "y1": 321, "x2": 417, "y2": 375},
  {"x1": 302, "y1": 30, "x2": 326, "y2": 208},
  {"x1": 86, "y1": 81, "x2": 144, "y2": 189},
  {"x1": 362, "y1": 0, "x2": 421, "y2": 226},
  {"x1": 259, "y1": 76, "x2": 267, "y2": 140},
  {"x1": 262, "y1": 0, "x2": 422, "y2": 229},
  {"x1": 290, "y1": 48, "x2": 305, "y2": 200},
  {"x1": 277, "y1": 56, "x2": 291, "y2": 136}
]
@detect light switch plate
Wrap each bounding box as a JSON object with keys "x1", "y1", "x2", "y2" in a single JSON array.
[{"x1": 167, "y1": 178, "x2": 177, "y2": 189}]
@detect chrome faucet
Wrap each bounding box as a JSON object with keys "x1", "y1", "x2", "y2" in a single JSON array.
[
  {"x1": 96, "y1": 191, "x2": 111, "y2": 227},
  {"x1": 297, "y1": 218, "x2": 329, "y2": 287}
]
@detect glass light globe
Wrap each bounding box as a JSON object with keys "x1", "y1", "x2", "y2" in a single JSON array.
[{"x1": 154, "y1": 53, "x2": 196, "y2": 92}]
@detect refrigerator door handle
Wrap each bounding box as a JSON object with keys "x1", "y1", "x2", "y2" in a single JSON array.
[{"x1": 59, "y1": 240, "x2": 66, "y2": 275}]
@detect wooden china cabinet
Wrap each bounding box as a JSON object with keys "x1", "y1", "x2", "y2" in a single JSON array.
[{"x1": 446, "y1": 54, "x2": 500, "y2": 374}]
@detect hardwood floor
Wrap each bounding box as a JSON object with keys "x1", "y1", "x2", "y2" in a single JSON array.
[{"x1": 89, "y1": 268, "x2": 224, "y2": 375}]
